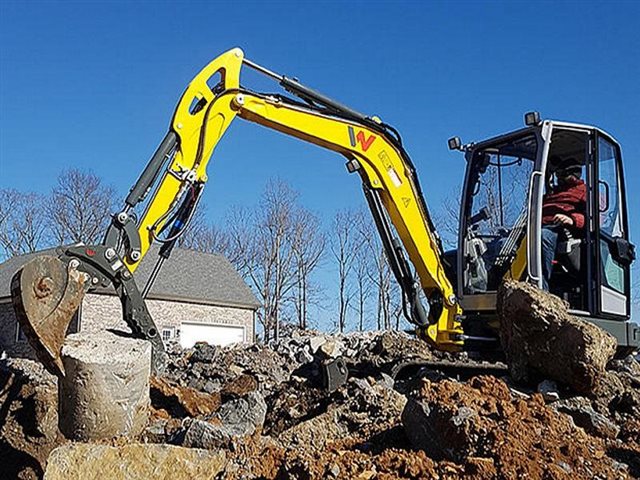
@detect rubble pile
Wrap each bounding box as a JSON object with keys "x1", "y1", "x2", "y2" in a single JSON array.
[{"x1": 2, "y1": 322, "x2": 639, "y2": 478}]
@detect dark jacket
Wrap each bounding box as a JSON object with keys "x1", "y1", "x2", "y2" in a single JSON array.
[{"x1": 542, "y1": 178, "x2": 587, "y2": 230}]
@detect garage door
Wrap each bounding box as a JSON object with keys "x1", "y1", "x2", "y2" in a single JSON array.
[{"x1": 180, "y1": 322, "x2": 245, "y2": 349}]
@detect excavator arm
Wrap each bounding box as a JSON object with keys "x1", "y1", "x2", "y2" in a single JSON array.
[{"x1": 11, "y1": 48, "x2": 462, "y2": 377}]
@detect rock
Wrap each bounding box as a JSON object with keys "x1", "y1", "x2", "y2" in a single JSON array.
[
  {"x1": 44, "y1": 443, "x2": 226, "y2": 479},
  {"x1": 150, "y1": 376, "x2": 220, "y2": 418},
  {"x1": 402, "y1": 396, "x2": 476, "y2": 462},
  {"x1": 182, "y1": 391, "x2": 267, "y2": 449},
  {"x1": 554, "y1": 398, "x2": 620, "y2": 439},
  {"x1": 278, "y1": 378, "x2": 406, "y2": 451},
  {"x1": 308, "y1": 336, "x2": 326, "y2": 354},
  {"x1": 318, "y1": 340, "x2": 343, "y2": 359},
  {"x1": 0, "y1": 358, "x2": 61, "y2": 479},
  {"x1": 537, "y1": 380, "x2": 560, "y2": 402},
  {"x1": 189, "y1": 342, "x2": 218, "y2": 363},
  {"x1": 58, "y1": 331, "x2": 151, "y2": 441},
  {"x1": 218, "y1": 390, "x2": 267, "y2": 435},
  {"x1": 295, "y1": 346, "x2": 314, "y2": 364},
  {"x1": 379, "y1": 372, "x2": 395, "y2": 390},
  {"x1": 221, "y1": 374, "x2": 259, "y2": 400},
  {"x1": 498, "y1": 280, "x2": 617, "y2": 394},
  {"x1": 182, "y1": 418, "x2": 233, "y2": 449}
]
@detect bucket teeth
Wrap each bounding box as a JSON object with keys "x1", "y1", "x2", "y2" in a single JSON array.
[{"x1": 11, "y1": 255, "x2": 86, "y2": 377}]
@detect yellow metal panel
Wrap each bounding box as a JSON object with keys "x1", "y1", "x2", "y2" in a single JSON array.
[
  {"x1": 505, "y1": 238, "x2": 527, "y2": 281},
  {"x1": 235, "y1": 94, "x2": 463, "y2": 349},
  {"x1": 126, "y1": 48, "x2": 244, "y2": 271}
]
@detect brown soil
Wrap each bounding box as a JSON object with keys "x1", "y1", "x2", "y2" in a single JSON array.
[{"x1": 150, "y1": 376, "x2": 220, "y2": 418}]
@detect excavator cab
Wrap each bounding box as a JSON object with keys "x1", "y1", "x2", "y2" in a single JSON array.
[{"x1": 455, "y1": 114, "x2": 638, "y2": 349}]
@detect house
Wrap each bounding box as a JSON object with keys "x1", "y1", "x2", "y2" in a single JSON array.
[{"x1": 0, "y1": 246, "x2": 260, "y2": 358}]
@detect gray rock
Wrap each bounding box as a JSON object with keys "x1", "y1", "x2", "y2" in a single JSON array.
[
  {"x1": 182, "y1": 391, "x2": 267, "y2": 449},
  {"x1": 217, "y1": 391, "x2": 267, "y2": 436},
  {"x1": 58, "y1": 331, "x2": 151, "y2": 441},
  {"x1": 182, "y1": 418, "x2": 232, "y2": 449},
  {"x1": 554, "y1": 398, "x2": 620, "y2": 439},
  {"x1": 379, "y1": 373, "x2": 395, "y2": 390},
  {"x1": 295, "y1": 347, "x2": 314, "y2": 365},
  {"x1": 203, "y1": 379, "x2": 222, "y2": 394},
  {"x1": 308, "y1": 336, "x2": 326, "y2": 354},
  {"x1": 537, "y1": 380, "x2": 560, "y2": 402},
  {"x1": 190, "y1": 343, "x2": 217, "y2": 363}
]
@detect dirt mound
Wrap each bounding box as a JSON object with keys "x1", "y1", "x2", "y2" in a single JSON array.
[{"x1": 403, "y1": 375, "x2": 624, "y2": 477}]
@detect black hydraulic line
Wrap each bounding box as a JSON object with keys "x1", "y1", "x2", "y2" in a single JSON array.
[
  {"x1": 497, "y1": 155, "x2": 504, "y2": 226},
  {"x1": 142, "y1": 256, "x2": 166, "y2": 299},
  {"x1": 279, "y1": 76, "x2": 373, "y2": 125},
  {"x1": 143, "y1": 183, "x2": 203, "y2": 297},
  {"x1": 125, "y1": 131, "x2": 178, "y2": 208},
  {"x1": 363, "y1": 184, "x2": 429, "y2": 327}
]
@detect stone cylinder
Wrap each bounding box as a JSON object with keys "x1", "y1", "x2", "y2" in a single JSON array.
[{"x1": 58, "y1": 331, "x2": 151, "y2": 441}]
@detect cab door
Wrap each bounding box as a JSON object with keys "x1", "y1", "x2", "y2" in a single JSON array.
[{"x1": 593, "y1": 134, "x2": 633, "y2": 318}]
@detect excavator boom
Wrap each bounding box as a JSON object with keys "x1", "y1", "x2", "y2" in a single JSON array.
[{"x1": 12, "y1": 47, "x2": 464, "y2": 376}]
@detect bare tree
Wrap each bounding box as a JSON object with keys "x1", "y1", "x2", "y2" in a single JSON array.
[
  {"x1": 351, "y1": 210, "x2": 374, "y2": 331},
  {"x1": 47, "y1": 169, "x2": 117, "y2": 245},
  {"x1": 224, "y1": 180, "x2": 302, "y2": 342},
  {"x1": 370, "y1": 247, "x2": 393, "y2": 329},
  {"x1": 291, "y1": 209, "x2": 325, "y2": 329},
  {"x1": 330, "y1": 209, "x2": 361, "y2": 333},
  {"x1": 0, "y1": 189, "x2": 50, "y2": 258},
  {"x1": 433, "y1": 189, "x2": 460, "y2": 250},
  {"x1": 355, "y1": 210, "x2": 397, "y2": 331},
  {"x1": 177, "y1": 206, "x2": 229, "y2": 255}
]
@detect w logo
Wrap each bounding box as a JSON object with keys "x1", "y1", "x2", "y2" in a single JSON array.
[{"x1": 348, "y1": 126, "x2": 376, "y2": 152}]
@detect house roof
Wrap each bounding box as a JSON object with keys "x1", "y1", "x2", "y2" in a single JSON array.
[{"x1": 0, "y1": 246, "x2": 260, "y2": 309}]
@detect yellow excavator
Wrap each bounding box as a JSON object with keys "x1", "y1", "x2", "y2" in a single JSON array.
[{"x1": 11, "y1": 48, "x2": 638, "y2": 376}]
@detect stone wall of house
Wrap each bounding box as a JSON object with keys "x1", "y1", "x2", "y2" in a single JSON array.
[
  {"x1": 0, "y1": 301, "x2": 79, "y2": 358},
  {"x1": 0, "y1": 294, "x2": 255, "y2": 359},
  {"x1": 80, "y1": 294, "x2": 255, "y2": 344},
  {"x1": 0, "y1": 302, "x2": 34, "y2": 358}
]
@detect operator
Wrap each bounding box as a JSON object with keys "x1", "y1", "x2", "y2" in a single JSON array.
[{"x1": 540, "y1": 157, "x2": 586, "y2": 290}]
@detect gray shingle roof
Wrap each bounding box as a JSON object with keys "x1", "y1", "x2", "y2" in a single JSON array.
[{"x1": 0, "y1": 246, "x2": 260, "y2": 309}]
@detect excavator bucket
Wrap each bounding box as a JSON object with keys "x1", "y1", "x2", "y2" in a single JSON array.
[{"x1": 11, "y1": 255, "x2": 87, "y2": 377}]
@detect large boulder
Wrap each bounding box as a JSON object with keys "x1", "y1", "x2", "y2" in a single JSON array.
[
  {"x1": 44, "y1": 443, "x2": 226, "y2": 480},
  {"x1": 497, "y1": 280, "x2": 617, "y2": 394}
]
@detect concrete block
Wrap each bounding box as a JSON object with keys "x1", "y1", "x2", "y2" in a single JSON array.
[{"x1": 58, "y1": 331, "x2": 151, "y2": 441}]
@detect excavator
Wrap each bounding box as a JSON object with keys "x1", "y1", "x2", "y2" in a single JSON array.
[{"x1": 10, "y1": 47, "x2": 638, "y2": 377}]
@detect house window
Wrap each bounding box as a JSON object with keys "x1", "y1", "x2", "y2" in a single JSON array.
[{"x1": 162, "y1": 328, "x2": 175, "y2": 343}]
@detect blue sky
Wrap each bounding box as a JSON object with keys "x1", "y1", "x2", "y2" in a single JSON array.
[{"x1": 1, "y1": 1, "x2": 639, "y2": 324}]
